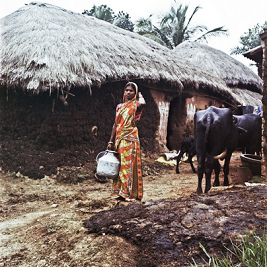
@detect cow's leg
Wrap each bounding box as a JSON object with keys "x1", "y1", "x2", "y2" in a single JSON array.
[
  {"x1": 213, "y1": 159, "x2": 220, "y2": 186},
  {"x1": 176, "y1": 150, "x2": 184, "y2": 174},
  {"x1": 189, "y1": 155, "x2": 196, "y2": 173},
  {"x1": 204, "y1": 155, "x2": 213, "y2": 193},
  {"x1": 197, "y1": 156, "x2": 205, "y2": 194},
  {"x1": 223, "y1": 154, "x2": 231, "y2": 186}
]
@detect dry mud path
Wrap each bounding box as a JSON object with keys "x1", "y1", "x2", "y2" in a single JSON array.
[{"x1": 0, "y1": 151, "x2": 266, "y2": 266}]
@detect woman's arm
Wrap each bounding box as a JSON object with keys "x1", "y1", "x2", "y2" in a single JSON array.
[{"x1": 107, "y1": 122, "x2": 117, "y2": 150}]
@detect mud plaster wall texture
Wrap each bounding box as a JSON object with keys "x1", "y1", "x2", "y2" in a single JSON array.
[{"x1": 0, "y1": 82, "x2": 160, "y2": 179}]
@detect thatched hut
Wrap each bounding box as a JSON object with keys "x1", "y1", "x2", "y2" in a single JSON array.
[
  {"x1": 243, "y1": 45, "x2": 263, "y2": 78},
  {"x1": 166, "y1": 42, "x2": 263, "y2": 150},
  {"x1": 0, "y1": 2, "x2": 262, "y2": 178}
]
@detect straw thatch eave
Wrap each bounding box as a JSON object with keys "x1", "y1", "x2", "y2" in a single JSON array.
[
  {"x1": 243, "y1": 45, "x2": 262, "y2": 64},
  {"x1": 174, "y1": 42, "x2": 262, "y2": 94},
  {"x1": 231, "y1": 88, "x2": 262, "y2": 107},
  {"x1": 0, "y1": 2, "x2": 236, "y2": 96}
]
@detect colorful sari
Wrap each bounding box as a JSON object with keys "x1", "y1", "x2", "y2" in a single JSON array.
[{"x1": 111, "y1": 98, "x2": 143, "y2": 200}]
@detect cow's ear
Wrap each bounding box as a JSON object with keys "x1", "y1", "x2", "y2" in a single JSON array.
[
  {"x1": 233, "y1": 116, "x2": 237, "y2": 124},
  {"x1": 237, "y1": 127, "x2": 247, "y2": 133}
]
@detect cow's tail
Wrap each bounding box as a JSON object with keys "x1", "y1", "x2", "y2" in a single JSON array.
[
  {"x1": 204, "y1": 113, "x2": 227, "y2": 160},
  {"x1": 204, "y1": 113, "x2": 212, "y2": 145}
]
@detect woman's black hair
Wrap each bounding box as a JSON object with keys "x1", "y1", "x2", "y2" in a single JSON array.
[{"x1": 124, "y1": 82, "x2": 137, "y2": 93}]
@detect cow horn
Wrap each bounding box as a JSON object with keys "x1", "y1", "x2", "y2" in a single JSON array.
[{"x1": 214, "y1": 150, "x2": 227, "y2": 159}]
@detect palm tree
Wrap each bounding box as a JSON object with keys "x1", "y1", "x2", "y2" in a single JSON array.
[
  {"x1": 135, "y1": 16, "x2": 154, "y2": 34},
  {"x1": 135, "y1": 16, "x2": 173, "y2": 48},
  {"x1": 136, "y1": 1, "x2": 227, "y2": 49},
  {"x1": 160, "y1": 2, "x2": 227, "y2": 47}
]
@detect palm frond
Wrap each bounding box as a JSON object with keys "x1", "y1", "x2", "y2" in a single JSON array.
[
  {"x1": 194, "y1": 26, "x2": 228, "y2": 42},
  {"x1": 153, "y1": 26, "x2": 173, "y2": 49},
  {"x1": 140, "y1": 33, "x2": 168, "y2": 47}
]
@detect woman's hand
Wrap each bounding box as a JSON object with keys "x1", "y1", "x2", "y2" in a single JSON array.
[
  {"x1": 107, "y1": 143, "x2": 113, "y2": 150},
  {"x1": 137, "y1": 92, "x2": 146, "y2": 106}
]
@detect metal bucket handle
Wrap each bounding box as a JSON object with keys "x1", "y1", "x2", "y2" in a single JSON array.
[{"x1": 96, "y1": 150, "x2": 119, "y2": 162}]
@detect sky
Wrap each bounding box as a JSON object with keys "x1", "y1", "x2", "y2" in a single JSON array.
[{"x1": 1, "y1": 0, "x2": 267, "y2": 71}]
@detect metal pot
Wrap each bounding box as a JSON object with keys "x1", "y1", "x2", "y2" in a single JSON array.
[
  {"x1": 96, "y1": 150, "x2": 120, "y2": 179},
  {"x1": 240, "y1": 154, "x2": 262, "y2": 176}
]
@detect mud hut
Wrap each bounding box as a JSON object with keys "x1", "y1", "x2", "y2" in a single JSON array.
[
  {"x1": 165, "y1": 42, "x2": 263, "y2": 150},
  {"x1": 0, "y1": 2, "x2": 224, "y2": 178},
  {"x1": 0, "y1": 2, "x2": 261, "y2": 178}
]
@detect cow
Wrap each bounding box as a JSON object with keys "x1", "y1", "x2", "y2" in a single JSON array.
[
  {"x1": 233, "y1": 114, "x2": 262, "y2": 155},
  {"x1": 176, "y1": 137, "x2": 196, "y2": 174},
  {"x1": 194, "y1": 106, "x2": 239, "y2": 194}
]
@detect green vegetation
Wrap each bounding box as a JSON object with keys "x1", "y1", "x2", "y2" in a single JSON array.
[
  {"x1": 83, "y1": 1, "x2": 227, "y2": 47},
  {"x1": 83, "y1": 1, "x2": 266, "y2": 53},
  {"x1": 135, "y1": 1, "x2": 227, "y2": 48},
  {"x1": 44, "y1": 222, "x2": 63, "y2": 233},
  {"x1": 252, "y1": 175, "x2": 263, "y2": 183},
  {"x1": 231, "y1": 21, "x2": 267, "y2": 55},
  {"x1": 77, "y1": 173, "x2": 89, "y2": 179},
  {"x1": 83, "y1": 4, "x2": 134, "y2": 32},
  {"x1": 191, "y1": 230, "x2": 267, "y2": 267}
]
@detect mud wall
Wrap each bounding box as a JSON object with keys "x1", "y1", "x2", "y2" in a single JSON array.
[
  {"x1": 0, "y1": 82, "x2": 160, "y2": 179},
  {"x1": 167, "y1": 93, "x2": 224, "y2": 151}
]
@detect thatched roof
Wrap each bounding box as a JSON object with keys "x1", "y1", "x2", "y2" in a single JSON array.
[
  {"x1": 231, "y1": 88, "x2": 262, "y2": 107},
  {"x1": 243, "y1": 45, "x2": 262, "y2": 63},
  {"x1": 0, "y1": 2, "x2": 234, "y2": 95},
  {"x1": 174, "y1": 42, "x2": 262, "y2": 94}
]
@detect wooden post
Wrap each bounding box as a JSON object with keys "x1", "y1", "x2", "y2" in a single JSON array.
[{"x1": 260, "y1": 28, "x2": 267, "y2": 177}]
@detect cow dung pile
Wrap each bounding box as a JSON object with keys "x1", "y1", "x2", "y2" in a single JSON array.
[
  {"x1": 84, "y1": 185, "x2": 267, "y2": 266},
  {"x1": 0, "y1": 83, "x2": 160, "y2": 179}
]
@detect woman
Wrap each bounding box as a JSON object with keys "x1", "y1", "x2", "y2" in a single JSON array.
[{"x1": 107, "y1": 82, "x2": 146, "y2": 201}]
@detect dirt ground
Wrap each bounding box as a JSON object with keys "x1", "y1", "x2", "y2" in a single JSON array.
[{"x1": 0, "y1": 151, "x2": 266, "y2": 267}]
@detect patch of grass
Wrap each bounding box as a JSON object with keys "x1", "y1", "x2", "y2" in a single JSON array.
[
  {"x1": 87, "y1": 245, "x2": 103, "y2": 259},
  {"x1": 252, "y1": 175, "x2": 263, "y2": 183},
  {"x1": 77, "y1": 173, "x2": 89, "y2": 179},
  {"x1": 191, "y1": 230, "x2": 267, "y2": 266},
  {"x1": 44, "y1": 222, "x2": 62, "y2": 233}
]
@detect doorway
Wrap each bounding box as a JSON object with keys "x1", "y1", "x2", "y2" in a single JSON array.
[{"x1": 167, "y1": 96, "x2": 188, "y2": 151}]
